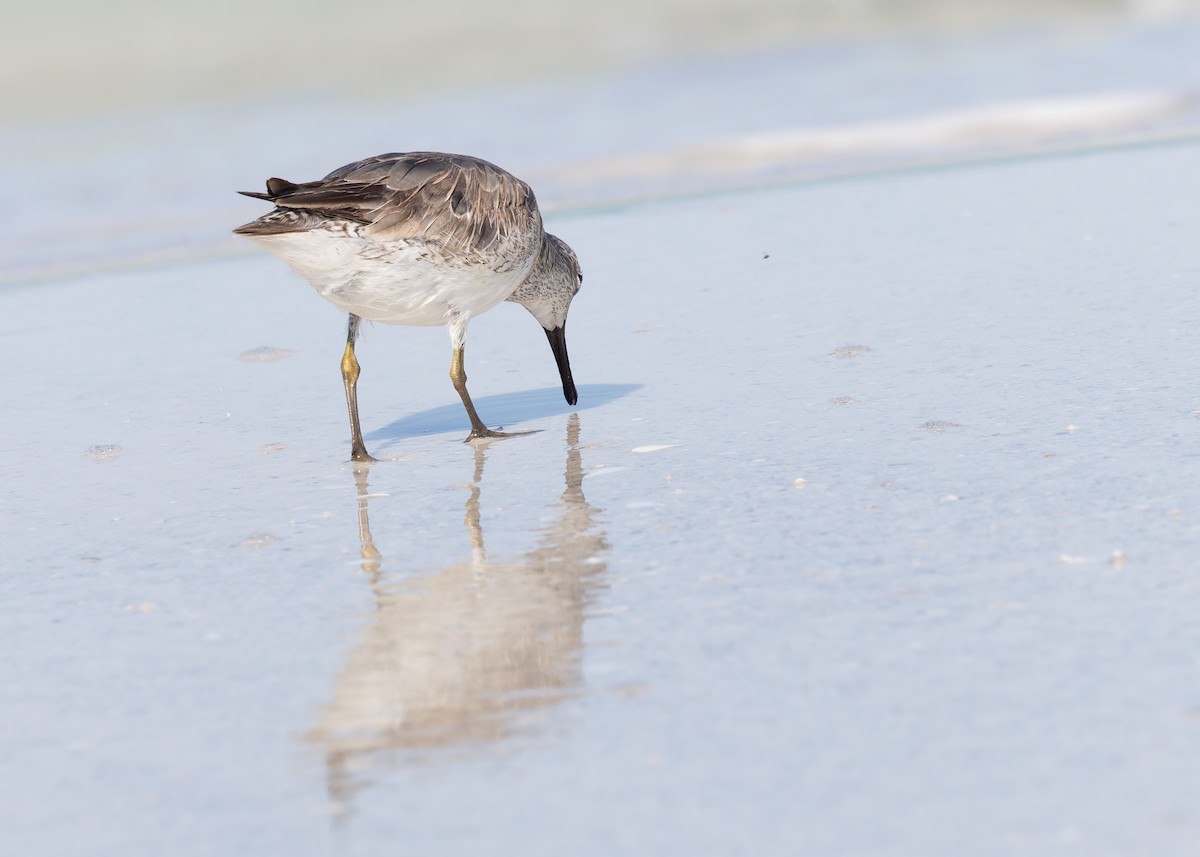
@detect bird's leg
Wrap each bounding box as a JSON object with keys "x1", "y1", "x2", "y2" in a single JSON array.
[
  {"x1": 341, "y1": 314, "x2": 377, "y2": 462},
  {"x1": 446, "y1": 313, "x2": 535, "y2": 443},
  {"x1": 450, "y1": 345, "x2": 508, "y2": 441}
]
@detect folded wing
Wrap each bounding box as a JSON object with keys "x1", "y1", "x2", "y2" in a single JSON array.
[{"x1": 234, "y1": 152, "x2": 540, "y2": 259}]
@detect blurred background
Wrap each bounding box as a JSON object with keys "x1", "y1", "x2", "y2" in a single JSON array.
[
  {"x1": 7, "y1": 1, "x2": 1194, "y2": 119},
  {"x1": 3, "y1": 0, "x2": 1199, "y2": 283}
]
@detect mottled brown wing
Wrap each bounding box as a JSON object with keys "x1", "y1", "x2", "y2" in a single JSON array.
[{"x1": 260, "y1": 152, "x2": 540, "y2": 256}]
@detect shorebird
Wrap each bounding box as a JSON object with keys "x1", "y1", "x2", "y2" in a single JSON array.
[{"x1": 234, "y1": 152, "x2": 582, "y2": 462}]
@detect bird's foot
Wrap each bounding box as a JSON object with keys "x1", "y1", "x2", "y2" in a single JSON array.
[
  {"x1": 350, "y1": 448, "x2": 380, "y2": 463},
  {"x1": 464, "y1": 427, "x2": 539, "y2": 443}
]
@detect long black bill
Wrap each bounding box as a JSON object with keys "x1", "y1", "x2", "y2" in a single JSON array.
[{"x1": 544, "y1": 325, "x2": 578, "y2": 406}]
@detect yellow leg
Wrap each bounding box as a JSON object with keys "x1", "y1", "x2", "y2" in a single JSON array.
[
  {"x1": 451, "y1": 346, "x2": 491, "y2": 440},
  {"x1": 341, "y1": 315, "x2": 376, "y2": 462},
  {"x1": 450, "y1": 346, "x2": 530, "y2": 442}
]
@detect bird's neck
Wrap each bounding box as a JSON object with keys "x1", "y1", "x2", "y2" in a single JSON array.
[
  {"x1": 532, "y1": 232, "x2": 570, "y2": 280},
  {"x1": 508, "y1": 233, "x2": 572, "y2": 329},
  {"x1": 512, "y1": 234, "x2": 565, "y2": 301}
]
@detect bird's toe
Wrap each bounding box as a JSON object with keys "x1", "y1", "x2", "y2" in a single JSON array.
[{"x1": 463, "y1": 427, "x2": 540, "y2": 443}]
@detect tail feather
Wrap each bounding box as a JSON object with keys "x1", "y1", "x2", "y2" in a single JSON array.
[
  {"x1": 238, "y1": 177, "x2": 299, "y2": 202},
  {"x1": 233, "y1": 208, "x2": 323, "y2": 236},
  {"x1": 235, "y1": 176, "x2": 311, "y2": 235},
  {"x1": 266, "y1": 177, "x2": 299, "y2": 196}
]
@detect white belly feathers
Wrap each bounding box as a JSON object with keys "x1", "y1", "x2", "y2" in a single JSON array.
[{"x1": 253, "y1": 227, "x2": 536, "y2": 326}]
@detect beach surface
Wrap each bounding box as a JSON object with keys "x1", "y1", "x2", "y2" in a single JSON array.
[{"x1": 4, "y1": 10, "x2": 1200, "y2": 856}]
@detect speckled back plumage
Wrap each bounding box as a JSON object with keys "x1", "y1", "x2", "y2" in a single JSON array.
[{"x1": 236, "y1": 152, "x2": 542, "y2": 267}]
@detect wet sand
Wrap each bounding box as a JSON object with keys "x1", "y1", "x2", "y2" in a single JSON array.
[
  {"x1": 5, "y1": 135, "x2": 1200, "y2": 854},
  {"x1": 4, "y1": 13, "x2": 1200, "y2": 857}
]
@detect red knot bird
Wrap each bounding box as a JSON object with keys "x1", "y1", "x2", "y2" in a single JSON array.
[{"x1": 234, "y1": 152, "x2": 582, "y2": 462}]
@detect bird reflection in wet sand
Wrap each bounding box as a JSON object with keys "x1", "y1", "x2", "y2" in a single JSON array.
[{"x1": 307, "y1": 414, "x2": 607, "y2": 812}]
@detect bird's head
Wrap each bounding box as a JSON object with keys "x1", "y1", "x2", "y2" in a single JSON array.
[{"x1": 509, "y1": 233, "x2": 582, "y2": 406}]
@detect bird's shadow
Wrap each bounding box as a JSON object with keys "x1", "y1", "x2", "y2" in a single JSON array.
[{"x1": 367, "y1": 383, "x2": 641, "y2": 442}]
